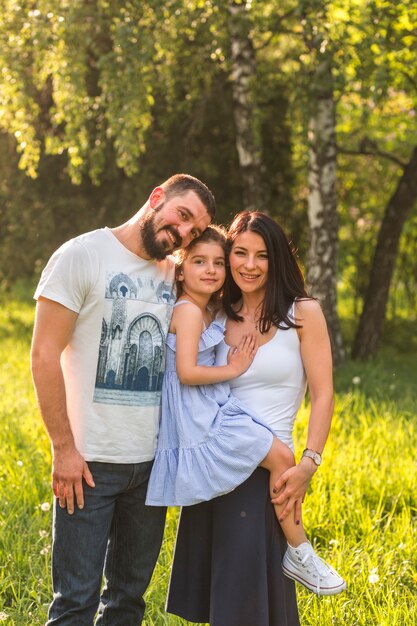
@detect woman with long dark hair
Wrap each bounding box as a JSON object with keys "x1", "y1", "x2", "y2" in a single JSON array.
[{"x1": 166, "y1": 211, "x2": 340, "y2": 626}]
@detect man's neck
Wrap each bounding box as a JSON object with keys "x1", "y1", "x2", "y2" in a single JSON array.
[{"x1": 110, "y1": 207, "x2": 150, "y2": 259}]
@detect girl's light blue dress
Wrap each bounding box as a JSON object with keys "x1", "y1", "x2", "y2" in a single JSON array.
[{"x1": 146, "y1": 316, "x2": 274, "y2": 506}]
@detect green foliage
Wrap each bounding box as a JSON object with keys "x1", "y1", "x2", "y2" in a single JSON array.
[
  {"x1": 332, "y1": 0, "x2": 417, "y2": 323},
  {"x1": 1, "y1": 289, "x2": 417, "y2": 624},
  {"x1": 0, "y1": 0, "x2": 296, "y2": 284},
  {"x1": 0, "y1": 1, "x2": 165, "y2": 182},
  {"x1": 1, "y1": 0, "x2": 417, "y2": 328},
  {"x1": 0, "y1": 131, "x2": 145, "y2": 288},
  {"x1": 0, "y1": 295, "x2": 52, "y2": 622}
]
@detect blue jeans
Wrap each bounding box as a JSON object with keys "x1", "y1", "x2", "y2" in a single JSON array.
[{"x1": 47, "y1": 461, "x2": 166, "y2": 626}]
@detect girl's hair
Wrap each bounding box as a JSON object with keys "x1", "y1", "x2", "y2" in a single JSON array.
[
  {"x1": 223, "y1": 211, "x2": 310, "y2": 332},
  {"x1": 175, "y1": 224, "x2": 227, "y2": 308}
]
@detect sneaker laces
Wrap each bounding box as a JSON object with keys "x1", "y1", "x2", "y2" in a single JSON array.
[{"x1": 301, "y1": 552, "x2": 331, "y2": 578}]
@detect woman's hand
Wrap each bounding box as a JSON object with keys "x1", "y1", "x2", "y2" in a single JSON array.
[
  {"x1": 271, "y1": 458, "x2": 317, "y2": 522},
  {"x1": 227, "y1": 334, "x2": 258, "y2": 377}
]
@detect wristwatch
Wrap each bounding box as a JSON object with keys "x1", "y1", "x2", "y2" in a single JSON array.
[{"x1": 302, "y1": 448, "x2": 322, "y2": 466}]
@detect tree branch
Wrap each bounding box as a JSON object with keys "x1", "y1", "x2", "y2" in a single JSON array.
[
  {"x1": 337, "y1": 142, "x2": 407, "y2": 169},
  {"x1": 401, "y1": 70, "x2": 417, "y2": 94},
  {"x1": 254, "y1": 8, "x2": 298, "y2": 51}
]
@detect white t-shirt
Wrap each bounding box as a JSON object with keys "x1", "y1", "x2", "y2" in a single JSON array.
[{"x1": 34, "y1": 227, "x2": 176, "y2": 463}]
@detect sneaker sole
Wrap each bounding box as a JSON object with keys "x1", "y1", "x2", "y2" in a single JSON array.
[{"x1": 282, "y1": 563, "x2": 347, "y2": 596}]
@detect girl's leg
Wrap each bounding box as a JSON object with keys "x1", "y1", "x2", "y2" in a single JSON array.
[
  {"x1": 259, "y1": 438, "x2": 307, "y2": 547},
  {"x1": 260, "y1": 438, "x2": 346, "y2": 596}
]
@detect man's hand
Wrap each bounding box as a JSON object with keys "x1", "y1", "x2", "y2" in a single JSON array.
[
  {"x1": 52, "y1": 446, "x2": 95, "y2": 514},
  {"x1": 32, "y1": 298, "x2": 95, "y2": 515}
]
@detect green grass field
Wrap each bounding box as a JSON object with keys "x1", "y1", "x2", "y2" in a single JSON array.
[{"x1": 0, "y1": 290, "x2": 416, "y2": 625}]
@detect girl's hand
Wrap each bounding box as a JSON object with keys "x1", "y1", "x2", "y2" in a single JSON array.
[{"x1": 227, "y1": 334, "x2": 258, "y2": 376}]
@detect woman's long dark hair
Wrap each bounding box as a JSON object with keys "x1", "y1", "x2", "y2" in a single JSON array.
[{"x1": 223, "y1": 211, "x2": 310, "y2": 332}]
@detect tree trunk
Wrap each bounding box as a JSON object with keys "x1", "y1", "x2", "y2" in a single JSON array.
[
  {"x1": 306, "y1": 51, "x2": 345, "y2": 365},
  {"x1": 352, "y1": 146, "x2": 417, "y2": 359},
  {"x1": 228, "y1": 1, "x2": 267, "y2": 213}
]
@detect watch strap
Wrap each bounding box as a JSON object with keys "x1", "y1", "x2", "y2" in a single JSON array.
[{"x1": 302, "y1": 448, "x2": 322, "y2": 466}]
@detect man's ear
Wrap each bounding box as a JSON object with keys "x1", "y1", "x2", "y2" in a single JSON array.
[{"x1": 149, "y1": 186, "x2": 165, "y2": 209}]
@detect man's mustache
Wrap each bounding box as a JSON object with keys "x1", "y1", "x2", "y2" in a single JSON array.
[{"x1": 165, "y1": 226, "x2": 182, "y2": 248}]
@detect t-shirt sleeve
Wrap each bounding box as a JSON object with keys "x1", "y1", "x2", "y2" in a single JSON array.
[{"x1": 34, "y1": 239, "x2": 93, "y2": 313}]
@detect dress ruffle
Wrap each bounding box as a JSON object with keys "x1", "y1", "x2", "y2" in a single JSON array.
[
  {"x1": 165, "y1": 317, "x2": 225, "y2": 353},
  {"x1": 146, "y1": 397, "x2": 273, "y2": 506}
]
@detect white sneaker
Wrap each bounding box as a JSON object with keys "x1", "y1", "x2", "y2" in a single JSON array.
[{"x1": 282, "y1": 542, "x2": 346, "y2": 596}]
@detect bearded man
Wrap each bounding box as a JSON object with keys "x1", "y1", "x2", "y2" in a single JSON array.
[{"x1": 31, "y1": 174, "x2": 215, "y2": 625}]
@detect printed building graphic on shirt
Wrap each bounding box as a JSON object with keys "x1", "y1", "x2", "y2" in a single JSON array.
[{"x1": 94, "y1": 271, "x2": 175, "y2": 406}]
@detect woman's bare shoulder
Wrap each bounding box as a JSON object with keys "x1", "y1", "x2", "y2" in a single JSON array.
[{"x1": 294, "y1": 298, "x2": 325, "y2": 328}]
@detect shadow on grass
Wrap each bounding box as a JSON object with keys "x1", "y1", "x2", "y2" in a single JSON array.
[
  {"x1": 0, "y1": 312, "x2": 34, "y2": 342},
  {"x1": 0, "y1": 281, "x2": 35, "y2": 342},
  {"x1": 335, "y1": 318, "x2": 417, "y2": 413}
]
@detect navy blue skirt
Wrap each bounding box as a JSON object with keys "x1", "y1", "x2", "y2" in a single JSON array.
[{"x1": 167, "y1": 468, "x2": 300, "y2": 626}]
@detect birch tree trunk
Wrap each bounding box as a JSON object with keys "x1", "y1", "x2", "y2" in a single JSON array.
[
  {"x1": 352, "y1": 146, "x2": 417, "y2": 359},
  {"x1": 306, "y1": 51, "x2": 345, "y2": 365},
  {"x1": 228, "y1": 1, "x2": 267, "y2": 213}
]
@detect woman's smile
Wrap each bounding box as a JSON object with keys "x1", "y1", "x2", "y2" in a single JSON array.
[{"x1": 229, "y1": 231, "x2": 269, "y2": 294}]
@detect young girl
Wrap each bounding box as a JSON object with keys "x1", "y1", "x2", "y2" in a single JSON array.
[{"x1": 146, "y1": 225, "x2": 345, "y2": 596}]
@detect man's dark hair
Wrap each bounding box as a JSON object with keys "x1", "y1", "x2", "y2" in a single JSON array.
[{"x1": 161, "y1": 174, "x2": 216, "y2": 218}]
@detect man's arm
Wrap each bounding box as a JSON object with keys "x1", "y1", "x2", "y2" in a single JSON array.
[{"x1": 30, "y1": 297, "x2": 95, "y2": 514}]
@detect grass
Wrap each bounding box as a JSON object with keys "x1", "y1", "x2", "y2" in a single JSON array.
[{"x1": 0, "y1": 290, "x2": 416, "y2": 625}]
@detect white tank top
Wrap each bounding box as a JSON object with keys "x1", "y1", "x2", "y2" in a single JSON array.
[{"x1": 216, "y1": 308, "x2": 306, "y2": 450}]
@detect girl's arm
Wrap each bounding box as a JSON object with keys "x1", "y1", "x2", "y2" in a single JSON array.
[
  {"x1": 271, "y1": 299, "x2": 334, "y2": 521},
  {"x1": 173, "y1": 302, "x2": 257, "y2": 386}
]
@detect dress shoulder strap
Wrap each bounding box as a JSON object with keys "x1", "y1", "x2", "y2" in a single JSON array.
[
  {"x1": 291, "y1": 300, "x2": 296, "y2": 320},
  {"x1": 174, "y1": 299, "x2": 194, "y2": 309},
  {"x1": 214, "y1": 311, "x2": 227, "y2": 328},
  {"x1": 173, "y1": 299, "x2": 207, "y2": 330}
]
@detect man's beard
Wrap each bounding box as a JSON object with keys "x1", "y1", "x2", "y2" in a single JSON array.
[{"x1": 140, "y1": 206, "x2": 182, "y2": 260}]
